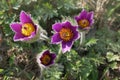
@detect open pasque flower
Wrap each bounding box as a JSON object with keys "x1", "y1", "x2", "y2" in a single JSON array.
[
  {"x1": 36, "y1": 50, "x2": 56, "y2": 67},
  {"x1": 51, "y1": 21, "x2": 80, "y2": 53},
  {"x1": 10, "y1": 11, "x2": 46, "y2": 43},
  {"x1": 75, "y1": 9, "x2": 94, "y2": 30}
]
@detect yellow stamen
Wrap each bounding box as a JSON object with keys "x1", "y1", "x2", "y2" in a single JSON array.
[
  {"x1": 41, "y1": 54, "x2": 51, "y2": 65},
  {"x1": 78, "y1": 19, "x2": 89, "y2": 28},
  {"x1": 21, "y1": 23, "x2": 35, "y2": 36},
  {"x1": 59, "y1": 28, "x2": 73, "y2": 41}
]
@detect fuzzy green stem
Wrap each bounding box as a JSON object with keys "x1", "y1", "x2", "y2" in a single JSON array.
[
  {"x1": 80, "y1": 32, "x2": 85, "y2": 46},
  {"x1": 56, "y1": 45, "x2": 62, "y2": 62},
  {"x1": 40, "y1": 30, "x2": 49, "y2": 41},
  {"x1": 40, "y1": 66, "x2": 44, "y2": 80}
]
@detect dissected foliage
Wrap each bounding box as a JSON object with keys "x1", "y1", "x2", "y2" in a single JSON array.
[{"x1": 0, "y1": 0, "x2": 120, "y2": 80}]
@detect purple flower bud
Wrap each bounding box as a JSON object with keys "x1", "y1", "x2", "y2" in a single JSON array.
[{"x1": 36, "y1": 50, "x2": 56, "y2": 68}]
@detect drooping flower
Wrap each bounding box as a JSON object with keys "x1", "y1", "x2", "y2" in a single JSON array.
[
  {"x1": 75, "y1": 9, "x2": 94, "y2": 30},
  {"x1": 36, "y1": 50, "x2": 56, "y2": 68},
  {"x1": 51, "y1": 21, "x2": 80, "y2": 53},
  {"x1": 10, "y1": 11, "x2": 47, "y2": 43}
]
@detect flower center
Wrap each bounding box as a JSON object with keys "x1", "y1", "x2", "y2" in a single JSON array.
[
  {"x1": 59, "y1": 28, "x2": 73, "y2": 41},
  {"x1": 21, "y1": 23, "x2": 35, "y2": 36},
  {"x1": 78, "y1": 19, "x2": 89, "y2": 28},
  {"x1": 41, "y1": 54, "x2": 51, "y2": 65}
]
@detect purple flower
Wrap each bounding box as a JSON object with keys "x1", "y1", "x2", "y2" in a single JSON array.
[
  {"x1": 36, "y1": 50, "x2": 56, "y2": 67},
  {"x1": 51, "y1": 21, "x2": 80, "y2": 53},
  {"x1": 10, "y1": 11, "x2": 40, "y2": 43},
  {"x1": 75, "y1": 9, "x2": 94, "y2": 30}
]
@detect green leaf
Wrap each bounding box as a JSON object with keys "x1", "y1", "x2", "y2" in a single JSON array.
[
  {"x1": 86, "y1": 38, "x2": 98, "y2": 47},
  {"x1": 106, "y1": 52, "x2": 120, "y2": 62},
  {"x1": 109, "y1": 62, "x2": 118, "y2": 70}
]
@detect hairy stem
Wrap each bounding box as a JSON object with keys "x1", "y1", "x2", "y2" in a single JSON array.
[
  {"x1": 80, "y1": 32, "x2": 85, "y2": 46},
  {"x1": 56, "y1": 45, "x2": 62, "y2": 63}
]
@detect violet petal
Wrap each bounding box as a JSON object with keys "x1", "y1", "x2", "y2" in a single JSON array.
[
  {"x1": 20, "y1": 11, "x2": 33, "y2": 24},
  {"x1": 13, "y1": 33, "x2": 24, "y2": 41},
  {"x1": 52, "y1": 23, "x2": 62, "y2": 32},
  {"x1": 62, "y1": 41, "x2": 73, "y2": 53},
  {"x1": 51, "y1": 53, "x2": 56, "y2": 59},
  {"x1": 62, "y1": 21, "x2": 71, "y2": 28},
  {"x1": 51, "y1": 33, "x2": 61, "y2": 44},
  {"x1": 80, "y1": 9, "x2": 87, "y2": 19},
  {"x1": 10, "y1": 23, "x2": 22, "y2": 33},
  {"x1": 87, "y1": 11, "x2": 94, "y2": 21},
  {"x1": 73, "y1": 30, "x2": 80, "y2": 41}
]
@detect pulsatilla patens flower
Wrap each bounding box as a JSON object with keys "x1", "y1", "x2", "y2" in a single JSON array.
[
  {"x1": 51, "y1": 21, "x2": 80, "y2": 53},
  {"x1": 36, "y1": 50, "x2": 56, "y2": 67},
  {"x1": 10, "y1": 11, "x2": 42, "y2": 43},
  {"x1": 75, "y1": 9, "x2": 94, "y2": 30}
]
